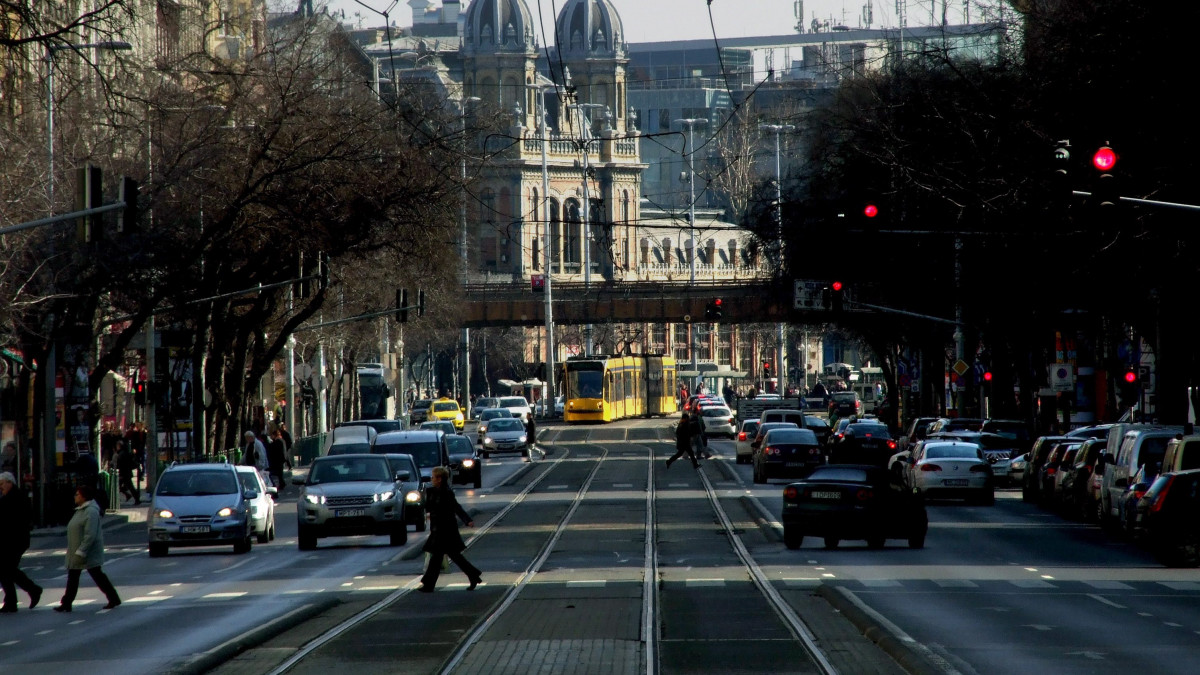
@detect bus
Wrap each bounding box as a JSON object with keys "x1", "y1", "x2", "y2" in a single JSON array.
[{"x1": 562, "y1": 354, "x2": 678, "y2": 423}]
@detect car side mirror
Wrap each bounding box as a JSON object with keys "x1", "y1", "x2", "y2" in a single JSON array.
[
  {"x1": 395, "y1": 471, "x2": 411, "y2": 482},
  {"x1": 244, "y1": 489, "x2": 259, "y2": 500},
  {"x1": 267, "y1": 486, "x2": 279, "y2": 499}
]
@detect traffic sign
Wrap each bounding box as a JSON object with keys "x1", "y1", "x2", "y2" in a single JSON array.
[
  {"x1": 952, "y1": 359, "x2": 970, "y2": 377},
  {"x1": 793, "y1": 279, "x2": 823, "y2": 309},
  {"x1": 1050, "y1": 363, "x2": 1074, "y2": 392}
]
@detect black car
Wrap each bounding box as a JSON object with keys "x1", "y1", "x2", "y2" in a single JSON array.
[
  {"x1": 804, "y1": 415, "x2": 833, "y2": 447},
  {"x1": 446, "y1": 433, "x2": 482, "y2": 489},
  {"x1": 408, "y1": 399, "x2": 433, "y2": 425},
  {"x1": 753, "y1": 428, "x2": 824, "y2": 484},
  {"x1": 1061, "y1": 438, "x2": 1106, "y2": 520},
  {"x1": 781, "y1": 464, "x2": 929, "y2": 550},
  {"x1": 828, "y1": 391, "x2": 862, "y2": 418},
  {"x1": 1021, "y1": 435, "x2": 1071, "y2": 502},
  {"x1": 904, "y1": 417, "x2": 940, "y2": 452},
  {"x1": 381, "y1": 453, "x2": 427, "y2": 531},
  {"x1": 1134, "y1": 468, "x2": 1200, "y2": 567},
  {"x1": 829, "y1": 423, "x2": 897, "y2": 466}
]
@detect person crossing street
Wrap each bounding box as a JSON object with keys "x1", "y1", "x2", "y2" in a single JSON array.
[
  {"x1": 666, "y1": 412, "x2": 701, "y2": 469},
  {"x1": 0, "y1": 472, "x2": 42, "y2": 613},
  {"x1": 417, "y1": 467, "x2": 482, "y2": 593}
]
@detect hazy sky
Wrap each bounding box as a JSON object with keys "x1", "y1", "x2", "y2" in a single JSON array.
[{"x1": 316, "y1": 0, "x2": 979, "y2": 43}]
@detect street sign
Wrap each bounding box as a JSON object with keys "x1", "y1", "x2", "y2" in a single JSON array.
[
  {"x1": 793, "y1": 279, "x2": 823, "y2": 309},
  {"x1": 1050, "y1": 363, "x2": 1074, "y2": 392},
  {"x1": 952, "y1": 359, "x2": 970, "y2": 377},
  {"x1": 911, "y1": 382, "x2": 920, "y2": 393},
  {"x1": 531, "y1": 274, "x2": 545, "y2": 292}
]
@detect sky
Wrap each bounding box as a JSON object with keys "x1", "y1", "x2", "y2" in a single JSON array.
[{"x1": 314, "y1": 0, "x2": 981, "y2": 43}]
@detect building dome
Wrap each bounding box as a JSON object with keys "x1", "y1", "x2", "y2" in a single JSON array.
[
  {"x1": 463, "y1": 0, "x2": 537, "y2": 54},
  {"x1": 556, "y1": 0, "x2": 625, "y2": 58}
]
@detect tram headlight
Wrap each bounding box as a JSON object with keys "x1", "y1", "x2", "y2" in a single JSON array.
[{"x1": 597, "y1": 401, "x2": 604, "y2": 410}]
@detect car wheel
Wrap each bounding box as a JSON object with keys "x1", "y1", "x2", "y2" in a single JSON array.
[
  {"x1": 474, "y1": 473, "x2": 482, "y2": 489},
  {"x1": 257, "y1": 525, "x2": 270, "y2": 544},
  {"x1": 823, "y1": 537, "x2": 839, "y2": 550},
  {"x1": 390, "y1": 529, "x2": 408, "y2": 546},
  {"x1": 234, "y1": 536, "x2": 252, "y2": 554},
  {"x1": 908, "y1": 534, "x2": 926, "y2": 549},
  {"x1": 268, "y1": 522, "x2": 276, "y2": 541},
  {"x1": 415, "y1": 516, "x2": 427, "y2": 532},
  {"x1": 298, "y1": 527, "x2": 318, "y2": 551},
  {"x1": 867, "y1": 537, "x2": 886, "y2": 549},
  {"x1": 148, "y1": 542, "x2": 169, "y2": 558},
  {"x1": 784, "y1": 527, "x2": 803, "y2": 550}
]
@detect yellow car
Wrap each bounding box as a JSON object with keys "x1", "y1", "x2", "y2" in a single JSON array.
[{"x1": 429, "y1": 398, "x2": 466, "y2": 431}]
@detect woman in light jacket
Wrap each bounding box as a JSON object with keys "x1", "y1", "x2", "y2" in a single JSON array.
[{"x1": 54, "y1": 485, "x2": 121, "y2": 612}]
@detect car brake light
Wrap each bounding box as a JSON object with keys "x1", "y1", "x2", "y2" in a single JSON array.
[
  {"x1": 784, "y1": 486, "x2": 798, "y2": 499},
  {"x1": 836, "y1": 433, "x2": 844, "y2": 439},
  {"x1": 738, "y1": 432, "x2": 747, "y2": 441},
  {"x1": 920, "y1": 464, "x2": 942, "y2": 472},
  {"x1": 765, "y1": 446, "x2": 777, "y2": 456},
  {"x1": 1046, "y1": 467, "x2": 1057, "y2": 476},
  {"x1": 729, "y1": 418, "x2": 735, "y2": 424},
  {"x1": 887, "y1": 440, "x2": 897, "y2": 450},
  {"x1": 1150, "y1": 476, "x2": 1174, "y2": 513},
  {"x1": 1133, "y1": 488, "x2": 1147, "y2": 500},
  {"x1": 855, "y1": 488, "x2": 872, "y2": 501}
]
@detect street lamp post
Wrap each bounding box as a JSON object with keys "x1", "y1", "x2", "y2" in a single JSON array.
[
  {"x1": 42, "y1": 40, "x2": 131, "y2": 524},
  {"x1": 529, "y1": 83, "x2": 556, "y2": 414},
  {"x1": 459, "y1": 96, "x2": 480, "y2": 418},
  {"x1": 571, "y1": 102, "x2": 605, "y2": 356},
  {"x1": 760, "y1": 123, "x2": 795, "y2": 395},
  {"x1": 674, "y1": 118, "x2": 707, "y2": 391}
]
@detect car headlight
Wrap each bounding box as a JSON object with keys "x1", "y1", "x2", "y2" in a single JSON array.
[
  {"x1": 519, "y1": 435, "x2": 528, "y2": 443},
  {"x1": 462, "y1": 458, "x2": 475, "y2": 468},
  {"x1": 405, "y1": 490, "x2": 422, "y2": 503},
  {"x1": 304, "y1": 493, "x2": 325, "y2": 505},
  {"x1": 375, "y1": 490, "x2": 395, "y2": 503},
  {"x1": 157, "y1": 509, "x2": 174, "y2": 519},
  {"x1": 456, "y1": 413, "x2": 463, "y2": 422},
  {"x1": 484, "y1": 437, "x2": 494, "y2": 445},
  {"x1": 217, "y1": 507, "x2": 235, "y2": 517}
]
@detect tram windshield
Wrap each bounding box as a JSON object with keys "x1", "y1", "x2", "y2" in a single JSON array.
[{"x1": 568, "y1": 368, "x2": 604, "y2": 399}]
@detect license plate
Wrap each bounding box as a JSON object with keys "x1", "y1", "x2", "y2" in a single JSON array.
[
  {"x1": 335, "y1": 509, "x2": 367, "y2": 518},
  {"x1": 785, "y1": 462, "x2": 806, "y2": 467},
  {"x1": 943, "y1": 479, "x2": 969, "y2": 487},
  {"x1": 181, "y1": 525, "x2": 210, "y2": 534},
  {"x1": 811, "y1": 491, "x2": 841, "y2": 499}
]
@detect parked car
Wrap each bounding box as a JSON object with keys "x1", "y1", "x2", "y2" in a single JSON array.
[
  {"x1": 781, "y1": 464, "x2": 929, "y2": 550},
  {"x1": 476, "y1": 408, "x2": 514, "y2": 444},
  {"x1": 734, "y1": 419, "x2": 761, "y2": 464},
  {"x1": 699, "y1": 406, "x2": 737, "y2": 439},
  {"x1": 1060, "y1": 438, "x2": 1106, "y2": 520},
  {"x1": 471, "y1": 398, "x2": 500, "y2": 420},
  {"x1": 1119, "y1": 464, "x2": 1156, "y2": 537},
  {"x1": 1009, "y1": 452, "x2": 1028, "y2": 485},
  {"x1": 446, "y1": 433, "x2": 482, "y2": 489},
  {"x1": 235, "y1": 465, "x2": 277, "y2": 544},
  {"x1": 1049, "y1": 444, "x2": 1081, "y2": 507},
  {"x1": 904, "y1": 440, "x2": 994, "y2": 505},
  {"x1": 904, "y1": 417, "x2": 941, "y2": 452},
  {"x1": 379, "y1": 452, "x2": 426, "y2": 531},
  {"x1": 497, "y1": 396, "x2": 533, "y2": 422},
  {"x1": 297, "y1": 454, "x2": 407, "y2": 550},
  {"x1": 1133, "y1": 468, "x2": 1200, "y2": 567},
  {"x1": 534, "y1": 395, "x2": 564, "y2": 417},
  {"x1": 1021, "y1": 435, "x2": 1071, "y2": 503},
  {"x1": 828, "y1": 392, "x2": 862, "y2": 418},
  {"x1": 408, "y1": 399, "x2": 433, "y2": 425},
  {"x1": 1099, "y1": 426, "x2": 1181, "y2": 527},
  {"x1": 480, "y1": 417, "x2": 529, "y2": 458},
  {"x1": 753, "y1": 428, "x2": 823, "y2": 484},
  {"x1": 371, "y1": 429, "x2": 450, "y2": 483},
  {"x1": 829, "y1": 422, "x2": 897, "y2": 467},
  {"x1": 1038, "y1": 442, "x2": 1081, "y2": 505},
  {"x1": 1162, "y1": 434, "x2": 1200, "y2": 474},
  {"x1": 148, "y1": 463, "x2": 256, "y2": 557},
  {"x1": 1066, "y1": 424, "x2": 1114, "y2": 440}
]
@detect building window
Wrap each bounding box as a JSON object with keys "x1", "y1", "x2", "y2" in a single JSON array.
[{"x1": 532, "y1": 237, "x2": 540, "y2": 270}]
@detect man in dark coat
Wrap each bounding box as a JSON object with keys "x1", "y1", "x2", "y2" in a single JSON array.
[
  {"x1": 666, "y1": 412, "x2": 700, "y2": 469},
  {"x1": 115, "y1": 440, "x2": 139, "y2": 505},
  {"x1": 524, "y1": 415, "x2": 537, "y2": 462},
  {"x1": 266, "y1": 427, "x2": 287, "y2": 489},
  {"x1": 0, "y1": 471, "x2": 43, "y2": 612},
  {"x1": 418, "y1": 467, "x2": 482, "y2": 592}
]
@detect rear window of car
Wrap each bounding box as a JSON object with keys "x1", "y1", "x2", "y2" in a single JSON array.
[
  {"x1": 328, "y1": 442, "x2": 372, "y2": 455},
  {"x1": 804, "y1": 416, "x2": 830, "y2": 429},
  {"x1": 434, "y1": 402, "x2": 459, "y2": 412},
  {"x1": 157, "y1": 470, "x2": 239, "y2": 496},
  {"x1": 413, "y1": 400, "x2": 432, "y2": 409},
  {"x1": 831, "y1": 393, "x2": 858, "y2": 402},
  {"x1": 446, "y1": 436, "x2": 473, "y2": 456},
  {"x1": 702, "y1": 408, "x2": 731, "y2": 417},
  {"x1": 850, "y1": 424, "x2": 890, "y2": 438},
  {"x1": 758, "y1": 422, "x2": 799, "y2": 435},
  {"x1": 808, "y1": 466, "x2": 869, "y2": 483},
  {"x1": 1139, "y1": 436, "x2": 1171, "y2": 471},
  {"x1": 741, "y1": 420, "x2": 760, "y2": 433},
  {"x1": 926, "y1": 445, "x2": 982, "y2": 459},
  {"x1": 765, "y1": 429, "x2": 818, "y2": 445},
  {"x1": 500, "y1": 397, "x2": 528, "y2": 407},
  {"x1": 308, "y1": 456, "x2": 391, "y2": 484}
]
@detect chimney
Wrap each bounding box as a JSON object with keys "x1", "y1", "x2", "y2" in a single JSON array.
[
  {"x1": 705, "y1": 239, "x2": 716, "y2": 266},
  {"x1": 443, "y1": 0, "x2": 461, "y2": 24}
]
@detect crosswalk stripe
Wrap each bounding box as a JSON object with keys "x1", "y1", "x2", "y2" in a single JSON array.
[
  {"x1": 685, "y1": 579, "x2": 726, "y2": 587},
  {"x1": 202, "y1": 592, "x2": 247, "y2": 599},
  {"x1": 1009, "y1": 579, "x2": 1055, "y2": 589},
  {"x1": 566, "y1": 580, "x2": 607, "y2": 588},
  {"x1": 933, "y1": 579, "x2": 978, "y2": 588},
  {"x1": 860, "y1": 579, "x2": 902, "y2": 588},
  {"x1": 1082, "y1": 580, "x2": 1134, "y2": 590},
  {"x1": 1159, "y1": 581, "x2": 1200, "y2": 591}
]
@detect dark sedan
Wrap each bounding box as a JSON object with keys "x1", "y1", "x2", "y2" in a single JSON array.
[
  {"x1": 446, "y1": 433, "x2": 482, "y2": 489},
  {"x1": 829, "y1": 423, "x2": 898, "y2": 466},
  {"x1": 752, "y1": 428, "x2": 824, "y2": 484},
  {"x1": 781, "y1": 464, "x2": 928, "y2": 550},
  {"x1": 1134, "y1": 468, "x2": 1200, "y2": 567}
]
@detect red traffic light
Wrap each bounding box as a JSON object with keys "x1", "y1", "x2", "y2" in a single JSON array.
[
  {"x1": 714, "y1": 298, "x2": 722, "y2": 306},
  {"x1": 1092, "y1": 146, "x2": 1117, "y2": 171},
  {"x1": 763, "y1": 362, "x2": 771, "y2": 370},
  {"x1": 831, "y1": 281, "x2": 843, "y2": 292},
  {"x1": 1124, "y1": 370, "x2": 1137, "y2": 383},
  {"x1": 983, "y1": 371, "x2": 993, "y2": 382},
  {"x1": 863, "y1": 204, "x2": 879, "y2": 218}
]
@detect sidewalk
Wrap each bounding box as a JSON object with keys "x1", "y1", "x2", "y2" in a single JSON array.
[{"x1": 31, "y1": 500, "x2": 148, "y2": 538}]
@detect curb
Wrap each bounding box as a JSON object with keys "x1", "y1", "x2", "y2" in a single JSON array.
[
  {"x1": 165, "y1": 597, "x2": 341, "y2": 675},
  {"x1": 815, "y1": 584, "x2": 951, "y2": 675}
]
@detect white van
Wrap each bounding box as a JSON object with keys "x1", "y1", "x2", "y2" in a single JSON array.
[{"x1": 1099, "y1": 426, "x2": 1181, "y2": 523}]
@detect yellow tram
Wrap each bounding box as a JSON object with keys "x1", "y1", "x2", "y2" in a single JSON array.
[{"x1": 562, "y1": 354, "x2": 679, "y2": 423}]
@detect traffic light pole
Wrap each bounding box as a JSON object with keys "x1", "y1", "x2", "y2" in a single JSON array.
[{"x1": 676, "y1": 118, "x2": 707, "y2": 392}]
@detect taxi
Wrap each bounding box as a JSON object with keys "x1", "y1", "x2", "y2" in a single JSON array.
[{"x1": 428, "y1": 397, "x2": 466, "y2": 431}]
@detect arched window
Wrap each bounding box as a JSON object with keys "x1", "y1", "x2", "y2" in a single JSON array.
[
  {"x1": 480, "y1": 188, "x2": 496, "y2": 224},
  {"x1": 549, "y1": 197, "x2": 561, "y2": 268},
  {"x1": 564, "y1": 198, "x2": 581, "y2": 265}
]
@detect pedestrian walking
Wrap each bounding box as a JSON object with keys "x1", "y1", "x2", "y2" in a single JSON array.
[
  {"x1": 278, "y1": 422, "x2": 294, "y2": 472},
  {"x1": 666, "y1": 412, "x2": 701, "y2": 469},
  {"x1": 689, "y1": 408, "x2": 708, "y2": 456},
  {"x1": 524, "y1": 415, "x2": 537, "y2": 462},
  {"x1": 0, "y1": 472, "x2": 42, "y2": 613},
  {"x1": 54, "y1": 485, "x2": 120, "y2": 612},
  {"x1": 115, "y1": 441, "x2": 140, "y2": 505},
  {"x1": 417, "y1": 467, "x2": 482, "y2": 593},
  {"x1": 242, "y1": 431, "x2": 268, "y2": 474},
  {"x1": 266, "y1": 427, "x2": 287, "y2": 489}
]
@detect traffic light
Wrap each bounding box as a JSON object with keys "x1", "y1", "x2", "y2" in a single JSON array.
[
  {"x1": 397, "y1": 288, "x2": 409, "y2": 323},
  {"x1": 117, "y1": 176, "x2": 138, "y2": 233},
  {"x1": 1050, "y1": 140, "x2": 1073, "y2": 206},
  {"x1": 830, "y1": 280, "x2": 844, "y2": 313},
  {"x1": 76, "y1": 165, "x2": 102, "y2": 243},
  {"x1": 763, "y1": 361, "x2": 772, "y2": 379},
  {"x1": 863, "y1": 203, "x2": 879, "y2": 219},
  {"x1": 1124, "y1": 370, "x2": 1137, "y2": 384},
  {"x1": 1119, "y1": 369, "x2": 1138, "y2": 408},
  {"x1": 134, "y1": 380, "x2": 146, "y2": 405},
  {"x1": 705, "y1": 298, "x2": 723, "y2": 321},
  {"x1": 1090, "y1": 144, "x2": 1119, "y2": 208}
]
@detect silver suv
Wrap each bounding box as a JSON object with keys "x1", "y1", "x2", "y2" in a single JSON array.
[
  {"x1": 298, "y1": 454, "x2": 407, "y2": 550},
  {"x1": 148, "y1": 463, "x2": 255, "y2": 557}
]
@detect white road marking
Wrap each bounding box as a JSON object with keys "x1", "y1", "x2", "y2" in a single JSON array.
[
  {"x1": 934, "y1": 579, "x2": 978, "y2": 588},
  {"x1": 1024, "y1": 624, "x2": 1054, "y2": 631},
  {"x1": 1083, "y1": 580, "x2": 1133, "y2": 591},
  {"x1": 357, "y1": 585, "x2": 400, "y2": 591},
  {"x1": 668, "y1": 483, "x2": 689, "y2": 488},
  {"x1": 69, "y1": 620, "x2": 85, "y2": 625},
  {"x1": 1137, "y1": 612, "x2": 1153, "y2": 617},
  {"x1": 547, "y1": 484, "x2": 569, "y2": 489},
  {"x1": 2, "y1": 641, "x2": 18, "y2": 646},
  {"x1": 202, "y1": 592, "x2": 247, "y2": 599},
  {"x1": 148, "y1": 589, "x2": 164, "y2": 595},
  {"x1": 214, "y1": 558, "x2": 253, "y2": 574},
  {"x1": 1010, "y1": 579, "x2": 1054, "y2": 589},
  {"x1": 1160, "y1": 581, "x2": 1200, "y2": 591},
  {"x1": 565, "y1": 580, "x2": 606, "y2": 588},
  {"x1": 613, "y1": 483, "x2": 633, "y2": 488},
  {"x1": 782, "y1": 578, "x2": 821, "y2": 587},
  {"x1": 340, "y1": 582, "x2": 353, "y2": 587},
  {"x1": 170, "y1": 583, "x2": 182, "y2": 587},
  {"x1": 35, "y1": 630, "x2": 54, "y2": 636},
  {"x1": 1164, "y1": 622, "x2": 1183, "y2": 627},
  {"x1": 128, "y1": 596, "x2": 171, "y2": 603},
  {"x1": 1087, "y1": 594, "x2": 1126, "y2": 609},
  {"x1": 685, "y1": 578, "x2": 725, "y2": 587},
  {"x1": 283, "y1": 589, "x2": 324, "y2": 594}
]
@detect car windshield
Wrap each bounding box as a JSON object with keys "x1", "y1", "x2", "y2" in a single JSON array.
[
  {"x1": 981, "y1": 421, "x2": 1030, "y2": 442},
  {"x1": 308, "y1": 456, "x2": 391, "y2": 484},
  {"x1": 926, "y1": 445, "x2": 982, "y2": 459},
  {"x1": 376, "y1": 441, "x2": 442, "y2": 468},
  {"x1": 702, "y1": 408, "x2": 731, "y2": 417},
  {"x1": 500, "y1": 397, "x2": 528, "y2": 408},
  {"x1": 328, "y1": 442, "x2": 372, "y2": 456},
  {"x1": 489, "y1": 419, "x2": 524, "y2": 432},
  {"x1": 808, "y1": 467, "x2": 870, "y2": 483},
  {"x1": 236, "y1": 472, "x2": 261, "y2": 492},
  {"x1": 446, "y1": 436, "x2": 474, "y2": 457},
  {"x1": 157, "y1": 470, "x2": 239, "y2": 496},
  {"x1": 434, "y1": 402, "x2": 459, "y2": 412},
  {"x1": 481, "y1": 409, "x2": 511, "y2": 420},
  {"x1": 385, "y1": 454, "x2": 416, "y2": 479}
]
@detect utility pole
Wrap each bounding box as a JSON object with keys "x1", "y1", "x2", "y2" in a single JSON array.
[
  {"x1": 459, "y1": 96, "x2": 480, "y2": 416},
  {"x1": 572, "y1": 102, "x2": 605, "y2": 356},
  {"x1": 530, "y1": 82, "x2": 556, "y2": 413},
  {"x1": 675, "y1": 118, "x2": 708, "y2": 391},
  {"x1": 761, "y1": 123, "x2": 795, "y2": 395}
]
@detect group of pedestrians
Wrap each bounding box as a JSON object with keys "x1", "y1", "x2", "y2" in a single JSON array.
[
  {"x1": 1, "y1": 474, "x2": 120, "y2": 614},
  {"x1": 241, "y1": 424, "x2": 293, "y2": 489}
]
